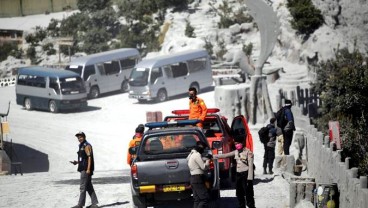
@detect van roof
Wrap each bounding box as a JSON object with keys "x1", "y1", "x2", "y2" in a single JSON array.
[
  {"x1": 18, "y1": 66, "x2": 80, "y2": 78},
  {"x1": 136, "y1": 49, "x2": 208, "y2": 69},
  {"x1": 68, "y1": 48, "x2": 140, "y2": 66}
]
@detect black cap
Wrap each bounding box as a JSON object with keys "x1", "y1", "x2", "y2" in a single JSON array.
[
  {"x1": 135, "y1": 126, "x2": 144, "y2": 133},
  {"x1": 75, "y1": 131, "x2": 86, "y2": 138},
  {"x1": 285, "y1": 99, "x2": 292, "y2": 106}
]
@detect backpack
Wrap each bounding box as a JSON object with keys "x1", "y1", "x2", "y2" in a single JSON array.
[
  {"x1": 276, "y1": 107, "x2": 286, "y2": 128},
  {"x1": 258, "y1": 127, "x2": 269, "y2": 144}
]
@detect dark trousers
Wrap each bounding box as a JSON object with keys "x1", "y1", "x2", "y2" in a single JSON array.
[
  {"x1": 236, "y1": 171, "x2": 255, "y2": 208},
  {"x1": 78, "y1": 171, "x2": 98, "y2": 206},
  {"x1": 190, "y1": 175, "x2": 209, "y2": 208},
  {"x1": 263, "y1": 144, "x2": 275, "y2": 170},
  {"x1": 283, "y1": 131, "x2": 294, "y2": 155}
]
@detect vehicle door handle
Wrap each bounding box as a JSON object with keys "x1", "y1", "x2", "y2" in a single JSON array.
[
  {"x1": 116, "y1": 74, "x2": 119, "y2": 77},
  {"x1": 48, "y1": 93, "x2": 51, "y2": 96},
  {"x1": 95, "y1": 79, "x2": 97, "y2": 82}
]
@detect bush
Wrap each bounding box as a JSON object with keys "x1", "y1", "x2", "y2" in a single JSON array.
[
  {"x1": 26, "y1": 46, "x2": 37, "y2": 64},
  {"x1": 204, "y1": 39, "x2": 214, "y2": 57},
  {"x1": 311, "y1": 47, "x2": 368, "y2": 176},
  {"x1": 242, "y1": 43, "x2": 253, "y2": 56},
  {"x1": 0, "y1": 42, "x2": 19, "y2": 61},
  {"x1": 217, "y1": 0, "x2": 252, "y2": 28},
  {"x1": 42, "y1": 43, "x2": 56, "y2": 55},
  {"x1": 287, "y1": 0, "x2": 324, "y2": 37},
  {"x1": 185, "y1": 20, "x2": 195, "y2": 38}
]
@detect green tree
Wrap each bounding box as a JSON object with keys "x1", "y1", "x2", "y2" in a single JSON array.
[
  {"x1": 185, "y1": 20, "x2": 195, "y2": 38},
  {"x1": 312, "y1": 47, "x2": 368, "y2": 176},
  {"x1": 287, "y1": 0, "x2": 324, "y2": 37},
  {"x1": 77, "y1": 0, "x2": 111, "y2": 12},
  {"x1": 0, "y1": 42, "x2": 19, "y2": 61}
]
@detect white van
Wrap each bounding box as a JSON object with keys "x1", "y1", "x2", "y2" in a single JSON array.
[
  {"x1": 128, "y1": 49, "x2": 213, "y2": 102},
  {"x1": 16, "y1": 66, "x2": 88, "y2": 113},
  {"x1": 65, "y1": 48, "x2": 140, "y2": 98}
]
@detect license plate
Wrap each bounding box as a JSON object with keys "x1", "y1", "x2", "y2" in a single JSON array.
[{"x1": 163, "y1": 184, "x2": 185, "y2": 192}]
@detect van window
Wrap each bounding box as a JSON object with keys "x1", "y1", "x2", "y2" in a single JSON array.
[
  {"x1": 17, "y1": 74, "x2": 27, "y2": 85},
  {"x1": 171, "y1": 62, "x2": 188, "y2": 78},
  {"x1": 83, "y1": 65, "x2": 95, "y2": 81},
  {"x1": 66, "y1": 65, "x2": 83, "y2": 76},
  {"x1": 49, "y1": 77, "x2": 60, "y2": 94},
  {"x1": 103, "y1": 61, "x2": 120, "y2": 75},
  {"x1": 150, "y1": 68, "x2": 163, "y2": 84},
  {"x1": 163, "y1": 66, "x2": 173, "y2": 78},
  {"x1": 188, "y1": 57, "x2": 207, "y2": 73},
  {"x1": 129, "y1": 68, "x2": 149, "y2": 86},
  {"x1": 96, "y1": 63, "x2": 106, "y2": 75},
  {"x1": 120, "y1": 57, "x2": 137, "y2": 70},
  {"x1": 22, "y1": 75, "x2": 45, "y2": 88}
]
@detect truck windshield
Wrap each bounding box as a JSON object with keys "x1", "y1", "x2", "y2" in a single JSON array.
[
  {"x1": 142, "y1": 133, "x2": 200, "y2": 155},
  {"x1": 59, "y1": 77, "x2": 86, "y2": 95},
  {"x1": 129, "y1": 68, "x2": 149, "y2": 86},
  {"x1": 65, "y1": 65, "x2": 83, "y2": 76}
]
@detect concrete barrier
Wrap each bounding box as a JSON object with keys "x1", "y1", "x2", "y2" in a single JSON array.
[{"x1": 0, "y1": 76, "x2": 16, "y2": 87}]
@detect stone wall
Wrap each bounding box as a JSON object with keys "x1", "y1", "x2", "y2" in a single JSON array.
[{"x1": 293, "y1": 106, "x2": 368, "y2": 207}]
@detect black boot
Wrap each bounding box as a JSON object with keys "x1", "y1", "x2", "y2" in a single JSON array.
[
  {"x1": 263, "y1": 167, "x2": 267, "y2": 174},
  {"x1": 268, "y1": 168, "x2": 273, "y2": 174}
]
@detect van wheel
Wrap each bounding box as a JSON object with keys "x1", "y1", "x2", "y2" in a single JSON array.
[
  {"x1": 190, "y1": 83, "x2": 200, "y2": 93},
  {"x1": 89, "y1": 86, "x2": 100, "y2": 99},
  {"x1": 156, "y1": 89, "x2": 167, "y2": 102},
  {"x1": 121, "y1": 80, "x2": 129, "y2": 93},
  {"x1": 24, "y1": 98, "x2": 32, "y2": 110},
  {"x1": 49, "y1": 100, "x2": 58, "y2": 113}
]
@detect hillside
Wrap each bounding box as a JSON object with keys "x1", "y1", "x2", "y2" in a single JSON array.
[{"x1": 0, "y1": 0, "x2": 367, "y2": 76}]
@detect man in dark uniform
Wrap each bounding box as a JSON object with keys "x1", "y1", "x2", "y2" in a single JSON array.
[
  {"x1": 70, "y1": 131, "x2": 99, "y2": 208},
  {"x1": 282, "y1": 99, "x2": 295, "y2": 155}
]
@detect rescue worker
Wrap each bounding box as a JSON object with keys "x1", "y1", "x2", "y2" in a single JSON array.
[
  {"x1": 70, "y1": 131, "x2": 99, "y2": 208},
  {"x1": 188, "y1": 87, "x2": 208, "y2": 128},
  {"x1": 214, "y1": 138, "x2": 255, "y2": 208},
  {"x1": 127, "y1": 124, "x2": 144, "y2": 165},
  {"x1": 187, "y1": 141, "x2": 210, "y2": 208}
]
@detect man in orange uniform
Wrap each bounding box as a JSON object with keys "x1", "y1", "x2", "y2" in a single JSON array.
[
  {"x1": 188, "y1": 87, "x2": 208, "y2": 128},
  {"x1": 127, "y1": 124, "x2": 144, "y2": 165}
]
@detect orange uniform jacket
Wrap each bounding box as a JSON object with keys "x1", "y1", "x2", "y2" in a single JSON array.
[
  {"x1": 127, "y1": 135, "x2": 142, "y2": 165},
  {"x1": 189, "y1": 97, "x2": 208, "y2": 127}
]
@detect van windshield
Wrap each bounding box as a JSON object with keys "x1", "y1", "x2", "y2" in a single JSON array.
[
  {"x1": 59, "y1": 77, "x2": 86, "y2": 94},
  {"x1": 65, "y1": 65, "x2": 83, "y2": 76},
  {"x1": 129, "y1": 67, "x2": 149, "y2": 86}
]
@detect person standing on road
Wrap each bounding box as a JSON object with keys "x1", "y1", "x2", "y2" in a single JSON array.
[
  {"x1": 127, "y1": 124, "x2": 145, "y2": 165},
  {"x1": 187, "y1": 141, "x2": 210, "y2": 208},
  {"x1": 263, "y1": 118, "x2": 277, "y2": 174},
  {"x1": 214, "y1": 138, "x2": 255, "y2": 208},
  {"x1": 188, "y1": 87, "x2": 208, "y2": 128},
  {"x1": 280, "y1": 99, "x2": 296, "y2": 155},
  {"x1": 70, "y1": 131, "x2": 99, "y2": 208}
]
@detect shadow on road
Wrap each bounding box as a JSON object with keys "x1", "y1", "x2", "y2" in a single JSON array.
[
  {"x1": 54, "y1": 175, "x2": 131, "y2": 185},
  {"x1": 97, "y1": 201, "x2": 129, "y2": 207},
  {"x1": 4, "y1": 141, "x2": 49, "y2": 173}
]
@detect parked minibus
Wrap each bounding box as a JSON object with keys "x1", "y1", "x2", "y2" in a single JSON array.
[
  {"x1": 128, "y1": 49, "x2": 213, "y2": 102},
  {"x1": 16, "y1": 66, "x2": 88, "y2": 113},
  {"x1": 65, "y1": 48, "x2": 141, "y2": 98}
]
